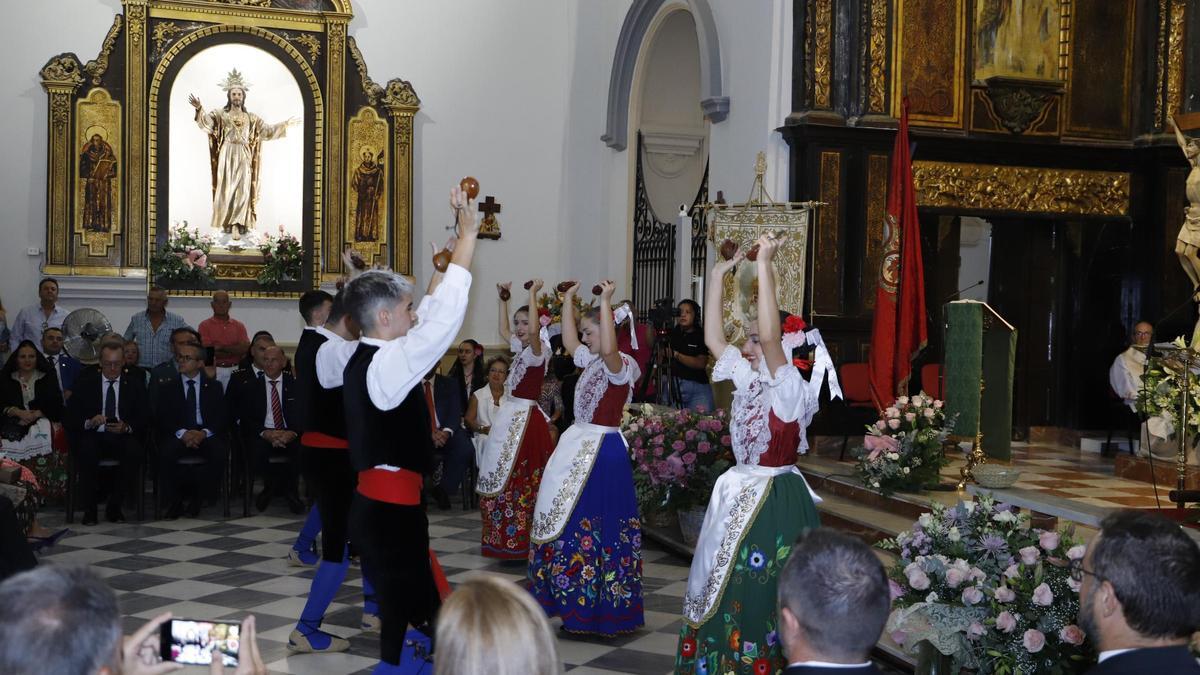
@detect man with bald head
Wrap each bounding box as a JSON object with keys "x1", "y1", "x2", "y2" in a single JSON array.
[
  {"x1": 199, "y1": 289, "x2": 249, "y2": 390},
  {"x1": 233, "y1": 344, "x2": 303, "y2": 513},
  {"x1": 1109, "y1": 321, "x2": 1153, "y2": 411}
]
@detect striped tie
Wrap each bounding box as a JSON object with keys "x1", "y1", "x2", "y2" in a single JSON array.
[{"x1": 270, "y1": 380, "x2": 284, "y2": 429}]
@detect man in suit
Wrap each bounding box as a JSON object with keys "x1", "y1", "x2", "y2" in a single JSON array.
[
  {"x1": 421, "y1": 365, "x2": 471, "y2": 510},
  {"x1": 778, "y1": 528, "x2": 886, "y2": 674},
  {"x1": 155, "y1": 342, "x2": 228, "y2": 519},
  {"x1": 41, "y1": 326, "x2": 81, "y2": 401},
  {"x1": 235, "y1": 345, "x2": 303, "y2": 513},
  {"x1": 66, "y1": 343, "x2": 147, "y2": 524},
  {"x1": 1079, "y1": 510, "x2": 1200, "y2": 674}
]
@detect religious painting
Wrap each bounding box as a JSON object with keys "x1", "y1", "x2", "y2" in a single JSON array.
[
  {"x1": 346, "y1": 106, "x2": 388, "y2": 263},
  {"x1": 75, "y1": 88, "x2": 121, "y2": 257},
  {"x1": 711, "y1": 207, "x2": 811, "y2": 345},
  {"x1": 167, "y1": 43, "x2": 305, "y2": 256},
  {"x1": 973, "y1": 0, "x2": 1063, "y2": 81}
]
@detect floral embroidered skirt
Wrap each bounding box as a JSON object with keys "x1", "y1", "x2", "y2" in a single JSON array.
[
  {"x1": 675, "y1": 472, "x2": 819, "y2": 675},
  {"x1": 479, "y1": 410, "x2": 553, "y2": 559},
  {"x1": 528, "y1": 431, "x2": 644, "y2": 636}
]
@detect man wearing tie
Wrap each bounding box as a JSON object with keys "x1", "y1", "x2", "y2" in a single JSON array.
[
  {"x1": 41, "y1": 327, "x2": 81, "y2": 401},
  {"x1": 235, "y1": 346, "x2": 302, "y2": 513},
  {"x1": 155, "y1": 343, "x2": 228, "y2": 519},
  {"x1": 421, "y1": 366, "x2": 471, "y2": 510},
  {"x1": 66, "y1": 343, "x2": 146, "y2": 524}
]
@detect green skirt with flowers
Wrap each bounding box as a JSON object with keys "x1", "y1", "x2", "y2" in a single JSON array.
[{"x1": 674, "y1": 473, "x2": 819, "y2": 675}]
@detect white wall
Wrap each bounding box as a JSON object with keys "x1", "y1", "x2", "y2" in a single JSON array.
[{"x1": 0, "y1": 0, "x2": 789, "y2": 346}]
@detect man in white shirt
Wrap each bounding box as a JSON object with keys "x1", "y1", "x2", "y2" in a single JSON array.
[
  {"x1": 1108, "y1": 321, "x2": 1152, "y2": 410},
  {"x1": 1078, "y1": 510, "x2": 1200, "y2": 674},
  {"x1": 10, "y1": 278, "x2": 67, "y2": 351},
  {"x1": 778, "y1": 529, "x2": 885, "y2": 674}
]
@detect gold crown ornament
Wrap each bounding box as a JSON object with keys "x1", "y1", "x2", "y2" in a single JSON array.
[{"x1": 219, "y1": 69, "x2": 251, "y2": 92}]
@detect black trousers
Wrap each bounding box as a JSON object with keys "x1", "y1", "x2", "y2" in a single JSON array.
[
  {"x1": 74, "y1": 431, "x2": 142, "y2": 509},
  {"x1": 300, "y1": 445, "x2": 355, "y2": 562},
  {"x1": 247, "y1": 435, "x2": 300, "y2": 495},
  {"x1": 349, "y1": 495, "x2": 439, "y2": 664},
  {"x1": 0, "y1": 496, "x2": 35, "y2": 583},
  {"x1": 157, "y1": 435, "x2": 225, "y2": 503}
]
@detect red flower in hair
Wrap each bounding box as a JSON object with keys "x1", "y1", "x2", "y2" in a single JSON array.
[
  {"x1": 793, "y1": 358, "x2": 813, "y2": 372},
  {"x1": 783, "y1": 315, "x2": 807, "y2": 333},
  {"x1": 537, "y1": 307, "x2": 551, "y2": 318}
]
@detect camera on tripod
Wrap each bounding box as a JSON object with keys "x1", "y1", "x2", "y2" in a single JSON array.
[{"x1": 649, "y1": 298, "x2": 679, "y2": 334}]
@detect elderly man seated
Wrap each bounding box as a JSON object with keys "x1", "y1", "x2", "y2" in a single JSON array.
[{"x1": 1109, "y1": 321, "x2": 1153, "y2": 411}]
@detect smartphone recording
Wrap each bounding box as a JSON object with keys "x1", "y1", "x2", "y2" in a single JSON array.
[{"x1": 160, "y1": 618, "x2": 240, "y2": 667}]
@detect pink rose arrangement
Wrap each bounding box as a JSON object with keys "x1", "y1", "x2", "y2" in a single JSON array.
[
  {"x1": 150, "y1": 222, "x2": 216, "y2": 287},
  {"x1": 625, "y1": 404, "x2": 732, "y2": 512},
  {"x1": 855, "y1": 392, "x2": 955, "y2": 496},
  {"x1": 882, "y1": 494, "x2": 1095, "y2": 673}
]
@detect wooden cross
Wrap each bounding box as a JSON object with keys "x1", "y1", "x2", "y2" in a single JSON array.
[
  {"x1": 477, "y1": 195, "x2": 502, "y2": 240},
  {"x1": 478, "y1": 195, "x2": 502, "y2": 218}
]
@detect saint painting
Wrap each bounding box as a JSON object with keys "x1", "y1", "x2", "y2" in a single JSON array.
[
  {"x1": 79, "y1": 126, "x2": 117, "y2": 233},
  {"x1": 189, "y1": 69, "x2": 297, "y2": 240},
  {"x1": 352, "y1": 148, "x2": 385, "y2": 242}
]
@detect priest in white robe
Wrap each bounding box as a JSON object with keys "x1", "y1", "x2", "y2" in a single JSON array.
[{"x1": 1109, "y1": 321, "x2": 1152, "y2": 411}]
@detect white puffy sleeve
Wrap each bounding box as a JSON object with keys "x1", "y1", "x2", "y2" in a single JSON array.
[
  {"x1": 572, "y1": 344, "x2": 598, "y2": 369},
  {"x1": 606, "y1": 353, "x2": 639, "y2": 387},
  {"x1": 711, "y1": 345, "x2": 756, "y2": 391},
  {"x1": 762, "y1": 364, "x2": 819, "y2": 426},
  {"x1": 316, "y1": 335, "x2": 358, "y2": 388}
]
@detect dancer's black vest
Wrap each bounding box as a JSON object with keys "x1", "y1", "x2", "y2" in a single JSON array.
[
  {"x1": 294, "y1": 329, "x2": 348, "y2": 439},
  {"x1": 343, "y1": 342, "x2": 434, "y2": 474}
]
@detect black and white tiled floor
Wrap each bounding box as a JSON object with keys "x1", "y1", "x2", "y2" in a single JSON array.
[{"x1": 37, "y1": 502, "x2": 688, "y2": 675}]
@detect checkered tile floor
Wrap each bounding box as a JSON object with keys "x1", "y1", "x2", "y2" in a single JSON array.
[{"x1": 35, "y1": 500, "x2": 689, "y2": 675}]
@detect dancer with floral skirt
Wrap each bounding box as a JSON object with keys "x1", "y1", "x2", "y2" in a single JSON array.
[
  {"x1": 477, "y1": 279, "x2": 554, "y2": 558},
  {"x1": 675, "y1": 234, "x2": 838, "y2": 675},
  {"x1": 529, "y1": 280, "x2": 644, "y2": 636}
]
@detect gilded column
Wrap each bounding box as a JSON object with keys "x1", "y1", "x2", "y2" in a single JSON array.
[
  {"x1": 1166, "y1": 0, "x2": 1186, "y2": 127},
  {"x1": 40, "y1": 55, "x2": 85, "y2": 269},
  {"x1": 325, "y1": 18, "x2": 348, "y2": 275},
  {"x1": 383, "y1": 80, "x2": 420, "y2": 276},
  {"x1": 123, "y1": 0, "x2": 148, "y2": 268}
]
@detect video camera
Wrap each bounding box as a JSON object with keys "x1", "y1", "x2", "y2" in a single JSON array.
[{"x1": 649, "y1": 298, "x2": 679, "y2": 334}]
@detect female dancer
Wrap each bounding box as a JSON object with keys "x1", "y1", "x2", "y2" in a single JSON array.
[
  {"x1": 675, "y1": 234, "x2": 823, "y2": 674},
  {"x1": 476, "y1": 280, "x2": 554, "y2": 559},
  {"x1": 530, "y1": 280, "x2": 644, "y2": 636}
]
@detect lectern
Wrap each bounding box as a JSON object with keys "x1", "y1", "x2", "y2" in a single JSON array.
[{"x1": 944, "y1": 301, "x2": 1017, "y2": 467}]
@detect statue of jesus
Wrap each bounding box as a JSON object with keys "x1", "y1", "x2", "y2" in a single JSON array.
[{"x1": 189, "y1": 69, "x2": 297, "y2": 241}]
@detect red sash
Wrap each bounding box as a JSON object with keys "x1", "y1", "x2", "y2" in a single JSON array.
[
  {"x1": 300, "y1": 431, "x2": 349, "y2": 449},
  {"x1": 356, "y1": 468, "x2": 423, "y2": 505}
]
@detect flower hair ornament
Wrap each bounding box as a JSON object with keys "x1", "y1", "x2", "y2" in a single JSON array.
[
  {"x1": 613, "y1": 302, "x2": 638, "y2": 350},
  {"x1": 780, "y1": 314, "x2": 842, "y2": 400}
]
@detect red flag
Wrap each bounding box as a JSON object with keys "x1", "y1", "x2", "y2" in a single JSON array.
[{"x1": 868, "y1": 98, "x2": 928, "y2": 409}]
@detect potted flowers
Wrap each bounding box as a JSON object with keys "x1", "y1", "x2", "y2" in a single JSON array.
[
  {"x1": 856, "y1": 393, "x2": 954, "y2": 496},
  {"x1": 881, "y1": 495, "x2": 1094, "y2": 674},
  {"x1": 257, "y1": 227, "x2": 304, "y2": 287},
  {"x1": 150, "y1": 222, "x2": 215, "y2": 287}
]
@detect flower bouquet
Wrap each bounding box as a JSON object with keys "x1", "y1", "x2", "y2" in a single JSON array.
[
  {"x1": 624, "y1": 404, "x2": 733, "y2": 536},
  {"x1": 1135, "y1": 336, "x2": 1200, "y2": 448},
  {"x1": 150, "y1": 222, "x2": 215, "y2": 286},
  {"x1": 256, "y1": 227, "x2": 304, "y2": 286},
  {"x1": 536, "y1": 290, "x2": 594, "y2": 326},
  {"x1": 880, "y1": 494, "x2": 1094, "y2": 674},
  {"x1": 855, "y1": 393, "x2": 954, "y2": 496}
]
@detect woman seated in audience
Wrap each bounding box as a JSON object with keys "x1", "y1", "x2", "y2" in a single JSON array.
[
  {"x1": 448, "y1": 339, "x2": 486, "y2": 411},
  {"x1": 122, "y1": 338, "x2": 149, "y2": 385},
  {"x1": 465, "y1": 356, "x2": 510, "y2": 457},
  {"x1": 435, "y1": 573, "x2": 562, "y2": 675},
  {"x1": 0, "y1": 341, "x2": 67, "y2": 546}
]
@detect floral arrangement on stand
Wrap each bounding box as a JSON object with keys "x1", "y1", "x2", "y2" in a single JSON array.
[
  {"x1": 150, "y1": 222, "x2": 215, "y2": 286},
  {"x1": 1135, "y1": 336, "x2": 1200, "y2": 446},
  {"x1": 855, "y1": 393, "x2": 954, "y2": 496},
  {"x1": 623, "y1": 404, "x2": 732, "y2": 539},
  {"x1": 881, "y1": 494, "x2": 1094, "y2": 674},
  {"x1": 536, "y1": 291, "x2": 594, "y2": 327},
  {"x1": 256, "y1": 227, "x2": 304, "y2": 287}
]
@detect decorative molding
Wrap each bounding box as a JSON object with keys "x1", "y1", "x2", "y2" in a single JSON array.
[
  {"x1": 912, "y1": 162, "x2": 1130, "y2": 217},
  {"x1": 42, "y1": 53, "x2": 85, "y2": 268},
  {"x1": 812, "y1": 0, "x2": 832, "y2": 109},
  {"x1": 41, "y1": 53, "x2": 85, "y2": 85},
  {"x1": 382, "y1": 77, "x2": 419, "y2": 275},
  {"x1": 283, "y1": 31, "x2": 321, "y2": 65},
  {"x1": 124, "y1": 0, "x2": 148, "y2": 269},
  {"x1": 55, "y1": 274, "x2": 151, "y2": 303},
  {"x1": 1166, "y1": 0, "x2": 1186, "y2": 125},
  {"x1": 814, "y1": 151, "x2": 840, "y2": 315},
  {"x1": 640, "y1": 125, "x2": 706, "y2": 179},
  {"x1": 382, "y1": 78, "x2": 420, "y2": 109},
  {"x1": 700, "y1": 96, "x2": 729, "y2": 123},
  {"x1": 85, "y1": 15, "x2": 122, "y2": 85},
  {"x1": 199, "y1": 0, "x2": 272, "y2": 6},
  {"x1": 152, "y1": 22, "x2": 186, "y2": 59},
  {"x1": 863, "y1": 153, "x2": 888, "y2": 309},
  {"x1": 978, "y1": 77, "x2": 1061, "y2": 135},
  {"x1": 1156, "y1": 0, "x2": 1167, "y2": 128},
  {"x1": 868, "y1": 0, "x2": 887, "y2": 113},
  {"x1": 347, "y1": 36, "x2": 384, "y2": 105}
]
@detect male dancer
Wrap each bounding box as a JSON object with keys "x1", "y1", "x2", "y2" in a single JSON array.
[
  {"x1": 287, "y1": 289, "x2": 333, "y2": 567},
  {"x1": 342, "y1": 184, "x2": 478, "y2": 673},
  {"x1": 286, "y1": 292, "x2": 379, "y2": 653}
]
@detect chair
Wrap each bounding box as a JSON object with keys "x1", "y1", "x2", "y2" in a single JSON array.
[
  {"x1": 64, "y1": 451, "x2": 146, "y2": 524},
  {"x1": 151, "y1": 434, "x2": 233, "y2": 520},
  {"x1": 838, "y1": 363, "x2": 878, "y2": 461},
  {"x1": 461, "y1": 456, "x2": 478, "y2": 512},
  {"x1": 920, "y1": 363, "x2": 945, "y2": 400},
  {"x1": 235, "y1": 433, "x2": 288, "y2": 518}
]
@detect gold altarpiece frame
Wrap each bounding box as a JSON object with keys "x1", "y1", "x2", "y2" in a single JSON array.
[{"x1": 38, "y1": 0, "x2": 420, "y2": 297}]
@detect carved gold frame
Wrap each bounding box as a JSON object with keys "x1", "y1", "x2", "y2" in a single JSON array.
[{"x1": 39, "y1": 0, "x2": 420, "y2": 296}]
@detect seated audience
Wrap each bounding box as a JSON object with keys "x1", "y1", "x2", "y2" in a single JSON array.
[
  {"x1": 123, "y1": 339, "x2": 150, "y2": 386},
  {"x1": 447, "y1": 339, "x2": 486, "y2": 411},
  {"x1": 149, "y1": 328, "x2": 203, "y2": 401},
  {"x1": 1, "y1": 340, "x2": 66, "y2": 499},
  {"x1": 1108, "y1": 321, "x2": 1152, "y2": 411},
  {"x1": 234, "y1": 346, "x2": 302, "y2": 514},
  {"x1": 465, "y1": 356, "x2": 510, "y2": 456},
  {"x1": 0, "y1": 565, "x2": 266, "y2": 675},
  {"x1": 235, "y1": 331, "x2": 275, "y2": 374},
  {"x1": 9, "y1": 277, "x2": 67, "y2": 352},
  {"x1": 435, "y1": 572, "x2": 562, "y2": 675},
  {"x1": 123, "y1": 286, "x2": 189, "y2": 368},
  {"x1": 778, "y1": 528, "x2": 888, "y2": 674},
  {"x1": 66, "y1": 343, "x2": 147, "y2": 525},
  {"x1": 155, "y1": 343, "x2": 228, "y2": 519},
  {"x1": 421, "y1": 365, "x2": 472, "y2": 510},
  {"x1": 199, "y1": 290, "x2": 250, "y2": 390},
  {"x1": 40, "y1": 326, "x2": 81, "y2": 401},
  {"x1": 1079, "y1": 509, "x2": 1200, "y2": 674}
]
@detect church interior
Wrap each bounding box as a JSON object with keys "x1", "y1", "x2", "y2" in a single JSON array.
[{"x1": 2, "y1": 1, "x2": 1200, "y2": 674}]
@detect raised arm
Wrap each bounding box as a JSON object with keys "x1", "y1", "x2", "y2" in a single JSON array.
[
  {"x1": 497, "y1": 282, "x2": 512, "y2": 343},
  {"x1": 756, "y1": 234, "x2": 789, "y2": 373},
  {"x1": 597, "y1": 280, "x2": 623, "y2": 374},
  {"x1": 425, "y1": 187, "x2": 479, "y2": 298},
  {"x1": 560, "y1": 282, "x2": 583, "y2": 356},
  {"x1": 528, "y1": 278, "x2": 544, "y2": 357},
  {"x1": 705, "y1": 252, "x2": 742, "y2": 355}
]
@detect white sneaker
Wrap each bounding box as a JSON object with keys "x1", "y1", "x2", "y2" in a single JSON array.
[
  {"x1": 361, "y1": 613, "x2": 382, "y2": 633},
  {"x1": 286, "y1": 549, "x2": 318, "y2": 567}
]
